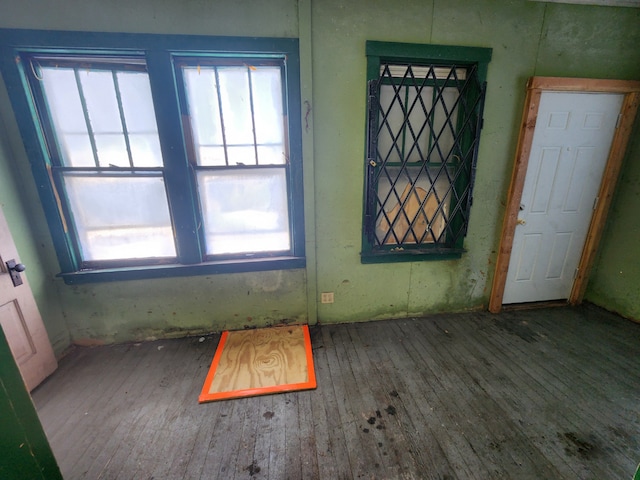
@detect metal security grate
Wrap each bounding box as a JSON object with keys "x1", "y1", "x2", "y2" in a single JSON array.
[{"x1": 365, "y1": 62, "x2": 486, "y2": 253}]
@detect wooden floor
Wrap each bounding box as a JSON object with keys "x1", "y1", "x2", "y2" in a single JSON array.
[{"x1": 32, "y1": 304, "x2": 640, "y2": 480}]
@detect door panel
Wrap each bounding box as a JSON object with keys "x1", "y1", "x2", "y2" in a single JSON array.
[
  {"x1": 503, "y1": 92, "x2": 624, "y2": 304},
  {"x1": 0, "y1": 207, "x2": 57, "y2": 391},
  {"x1": 0, "y1": 301, "x2": 36, "y2": 364}
]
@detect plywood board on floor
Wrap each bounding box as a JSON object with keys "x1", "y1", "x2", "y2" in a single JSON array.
[{"x1": 199, "y1": 324, "x2": 316, "y2": 403}]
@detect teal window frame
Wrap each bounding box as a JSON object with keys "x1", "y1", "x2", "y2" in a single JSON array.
[
  {"x1": 0, "y1": 29, "x2": 305, "y2": 284},
  {"x1": 361, "y1": 41, "x2": 492, "y2": 264}
]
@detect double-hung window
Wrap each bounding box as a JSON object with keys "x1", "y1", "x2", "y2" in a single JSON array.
[
  {"x1": 0, "y1": 30, "x2": 305, "y2": 283},
  {"x1": 362, "y1": 41, "x2": 491, "y2": 262}
]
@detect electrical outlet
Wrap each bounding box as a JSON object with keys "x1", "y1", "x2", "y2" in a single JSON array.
[{"x1": 321, "y1": 292, "x2": 334, "y2": 304}]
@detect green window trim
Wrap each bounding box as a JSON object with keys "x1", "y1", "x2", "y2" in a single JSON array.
[
  {"x1": 0, "y1": 29, "x2": 305, "y2": 284},
  {"x1": 361, "y1": 41, "x2": 491, "y2": 264}
]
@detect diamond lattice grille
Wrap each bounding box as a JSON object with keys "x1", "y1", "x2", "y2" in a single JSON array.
[{"x1": 368, "y1": 62, "x2": 484, "y2": 250}]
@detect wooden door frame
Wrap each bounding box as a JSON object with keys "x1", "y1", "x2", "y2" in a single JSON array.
[{"x1": 489, "y1": 77, "x2": 640, "y2": 313}]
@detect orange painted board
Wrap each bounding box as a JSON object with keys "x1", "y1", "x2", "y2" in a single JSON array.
[{"x1": 199, "y1": 324, "x2": 316, "y2": 403}]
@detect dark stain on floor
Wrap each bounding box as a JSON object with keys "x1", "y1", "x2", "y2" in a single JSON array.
[
  {"x1": 246, "y1": 461, "x2": 261, "y2": 476},
  {"x1": 494, "y1": 318, "x2": 539, "y2": 343},
  {"x1": 559, "y1": 432, "x2": 598, "y2": 459}
]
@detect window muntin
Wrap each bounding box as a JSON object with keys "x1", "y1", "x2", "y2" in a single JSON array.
[
  {"x1": 0, "y1": 31, "x2": 305, "y2": 282},
  {"x1": 362, "y1": 46, "x2": 489, "y2": 262}
]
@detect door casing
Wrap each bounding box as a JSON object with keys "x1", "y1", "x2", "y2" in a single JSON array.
[{"x1": 489, "y1": 77, "x2": 640, "y2": 313}]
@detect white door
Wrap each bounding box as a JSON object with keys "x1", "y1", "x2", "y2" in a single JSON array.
[
  {"x1": 0, "y1": 206, "x2": 57, "y2": 391},
  {"x1": 503, "y1": 92, "x2": 624, "y2": 304}
]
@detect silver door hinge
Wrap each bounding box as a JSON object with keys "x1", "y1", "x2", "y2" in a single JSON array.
[
  {"x1": 592, "y1": 196, "x2": 599, "y2": 211},
  {"x1": 574, "y1": 267, "x2": 579, "y2": 280},
  {"x1": 615, "y1": 113, "x2": 623, "y2": 129}
]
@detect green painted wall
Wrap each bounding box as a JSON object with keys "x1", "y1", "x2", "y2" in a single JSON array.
[
  {"x1": 0, "y1": 0, "x2": 639, "y2": 351},
  {"x1": 311, "y1": 0, "x2": 640, "y2": 324},
  {"x1": 585, "y1": 118, "x2": 640, "y2": 320}
]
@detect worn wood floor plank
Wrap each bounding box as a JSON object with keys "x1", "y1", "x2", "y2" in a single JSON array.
[
  {"x1": 378, "y1": 320, "x2": 492, "y2": 479},
  {"x1": 149, "y1": 337, "x2": 218, "y2": 478},
  {"x1": 337, "y1": 324, "x2": 414, "y2": 479},
  {"x1": 418, "y1": 314, "x2": 570, "y2": 479},
  {"x1": 476, "y1": 311, "x2": 636, "y2": 455},
  {"x1": 352, "y1": 321, "x2": 459, "y2": 479},
  {"x1": 297, "y1": 389, "x2": 319, "y2": 479},
  {"x1": 345, "y1": 323, "x2": 423, "y2": 478},
  {"x1": 244, "y1": 393, "x2": 273, "y2": 479},
  {"x1": 118, "y1": 340, "x2": 197, "y2": 479},
  {"x1": 425, "y1": 315, "x2": 570, "y2": 478},
  {"x1": 308, "y1": 327, "x2": 353, "y2": 480},
  {"x1": 522, "y1": 308, "x2": 639, "y2": 390},
  {"x1": 394, "y1": 320, "x2": 516, "y2": 479},
  {"x1": 321, "y1": 326, "x2": 385, "y2": 478},
  {"x1": 465, "y1": 310, "x2": 635, "y2": 479},
  {"x1": 31, "y1": 305, "x2": 640, "y2": 480},
  {"x1": 465, "y1": 312, "x2": 606, "y2": 480},
  {"x1": 60, "y1": 343, "x2": 166, "y2": 477},
  {"x1": 210, "y1": 397, "x2": 245, "y2": 479},
  {"x1": 435, "y1": 313, "x2": 582, "y2": 479}
]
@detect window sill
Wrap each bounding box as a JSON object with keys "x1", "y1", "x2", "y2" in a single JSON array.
[
  {"x1": 360, "y1": 249, "x2": 464, "y2": 264},
  {"x1": 57, "y1": 256, "x2": 306, "y2": 284}
]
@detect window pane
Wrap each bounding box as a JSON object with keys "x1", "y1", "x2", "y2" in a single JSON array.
[
  {"x1": 251, "y1": 67, "x2": 285, "y2": 164},
  {"x1": 94, "y1": 133, "x2": 129, "y2": 167},
  {"x1": 227, "y1": 146, "x2": 257, "y2": 166},
  {"x1": 184, "y1": 68, "x2": 225, "y2": 165},
  {"x1": 41, "y1": 68, "x2": 94, "y2": 167},
  {"x1": 79, "y1": 70, "x2": 129, "y2": 167},
  {"x1": 218, "y1": 67, "x2": 254, "y2": 149},
  {"x1": 117, "y1": 72, "x2": 163, "y2": 167},
  {"x1": 197, "y1": 168, "x2": 290, "y2": 255},
  {"x1": 59, "y1": 134, "x2": 94, "y2": 167},
  {"x1": 197, "y1": 146, "x2": 226, "y2": 166},
  {"x1": 63, "y1": 174, "x2": 176, "y2": 261},
  {"x1": 128, "y1": 134, "x2": 164, "y2": 168},
  {"x1": 257, "y1": 146, "x2": 285, "y2": 165},
  {"x1": 80, "y1": 71, "x2": 121, "y2": 133}
]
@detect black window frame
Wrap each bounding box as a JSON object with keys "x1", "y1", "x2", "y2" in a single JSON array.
[
  {"x1": 0, "y1": 29, "x2": 305, "y2": 284},
  {"x1": 361, "y1": 41, "x2": 491, "y2": 263}
]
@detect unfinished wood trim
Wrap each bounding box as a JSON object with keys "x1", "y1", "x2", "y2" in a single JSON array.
[
  {"x1": 529, "y1": 77, "x2": 640, "y2": 93},
  {"x1": 488, "y1": 86, "x2": 542, "y2": 313},
  {"x1": 570, "y1": 92, "x2": 640, "y2": 304},
  {"x1": 490, "y1": 76, "x2": 640, "y2": 313}
]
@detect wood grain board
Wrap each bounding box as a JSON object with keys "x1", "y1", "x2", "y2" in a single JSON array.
[{"x1": 199, "y1": 324, "x2": 316, "y2": 403}]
